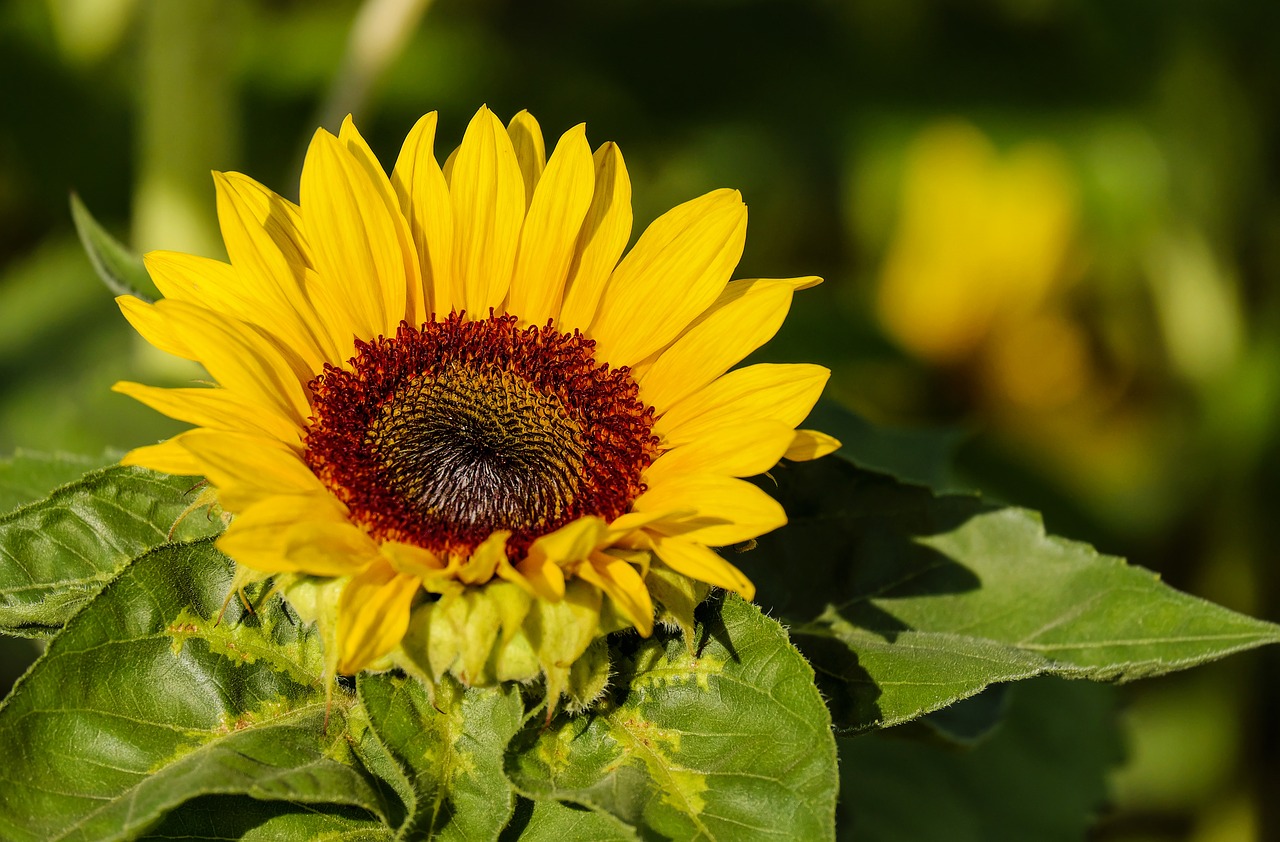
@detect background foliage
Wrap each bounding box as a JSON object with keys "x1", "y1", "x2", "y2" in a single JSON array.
[{"x1": 3, "y1": 0, "x2": 1280, "y2": 838}]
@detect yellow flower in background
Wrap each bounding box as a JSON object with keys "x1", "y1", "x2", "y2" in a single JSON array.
[
  {"x1": 113, "y1": 106, "x2": 838, "y2": 699},
  {"x1": 876, "y1": 121, "x2": 1087, "y2": 410}
]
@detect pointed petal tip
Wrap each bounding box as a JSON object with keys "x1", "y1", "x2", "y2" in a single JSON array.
[{"x1": 784, "y1": 429, "x2": 842, "y2": 461}]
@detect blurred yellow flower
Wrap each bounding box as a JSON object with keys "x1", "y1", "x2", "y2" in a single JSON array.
[
  {"x1": 113, "y1": 106, "x2": 838, "y2": 701},
  {"x1": 876, "y1": 121, "x2": 1084, "y2": 409}
]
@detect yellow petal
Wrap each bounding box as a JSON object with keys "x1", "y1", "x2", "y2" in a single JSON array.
[
  {"x1": 120, "y1": 433, "x2": 204, "y2": 475},
  {"x1": 459, "y1": 530, "x2": 511, "y2": 584},
  {"x1": 283, "y1": 519, "x2": 384, "y2": 576},
  {"x1": 648, "y1": 534, "x2": 755, "y2": 600},
  {"x1": 381, "y1": 540, "x2": 449, "y2": 578},
  {"x1": 179, "y1": 429, "x2": 325, "y2": 511},
  {"x1": 211, "y1": 172, "x2": 335, "y2": 367},
  {"x1": 112, "y1": 381, "x2": 302, "y2": 446},
  {"x1": 515, "y1": 554, "x2": 566, "y2": 601},
  {"x1": 604, "y1": 508, "x2": 691, "y2": 543},
  {"x1": 300, "y1": 127, "x2": 409, "y2": 341},
  {"x1": 216, "y1": 493, "x2": 359, "y2": 574},
  {"x1": 785, "y1": 429, "x2": 842, "y2": 461},
  {"x1": 145, "y1": 250, "x2": 247, "y2": 318},
  {"x1": 507, "y1": 110, "x2": 546, "y2": 210},
  {"x1": 639, "y1": 278, "x2": 808, "y2": 414},
  {"x1": 654, "y1": 363, "x2": 830, "y2": 448},
  {"x1": 442, "y1": 145, "x2": 458, "y2": 183},
  {"x1": 144, "y1": 299, "x2": 312, "y2": 425},
  {"x1": 117, "y1": 295, "x2": 193, "y2": 360},
  {"x1": 578, "y1": 552, "x2": 654, "y2": 636},
  {"x1": 589, "y1": 188, "x2": 746, "y2": 366},
  {"x1": 337, "y1": 559, "x2": 421, "y2": 673},
  {"x1": 391, "y1": 112, "x2": 454, "y2": 318},
  {"x1": 559, "y1": 142, "x2": 633, "y2": 331},
  {"x1": 644, "y1": 419, "x2": 795, "y2": 484},
  {"x1": 493, "y1": 555, "x2": 538, "y2": 598},
  {"x1": 633, "y1": 474, "x2": 786, "y2": 547},
  {"x1": 302, "y1": 266, "x2": 366, "y2": 362},
  {"x1": 212, "y1": 172, "x2": 311, "y2": 271},
  {"x1": 506, "y1": 124, "x2": 595, "y2": 326},
  {"x1": 338, "y1": 115, "x2": 424, "y2": 327},
  {"x1": 525, "y1": 515, "x2": 609, "y2": 567},
  {"x1": 450, "y1": 106, "x2": 525, "y2": 316}
]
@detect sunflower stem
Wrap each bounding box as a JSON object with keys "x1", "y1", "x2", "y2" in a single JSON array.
[{"x1": 133, "y1": 0, "x2": 238, "y2": 257}]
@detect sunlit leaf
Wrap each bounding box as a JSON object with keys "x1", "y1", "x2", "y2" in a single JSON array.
[
  {"x1": 745, "y1": 457, "x2": 1280, "y2": 731},
  {"x1": 505, "y1": 595, "x2": 838, "y2": 841},
  {"x1": 355, "y1": 673, "x2": 523, "y2": 840},
  {"x1": 0, "y1": 464, "x2": 220, "y2": 636},
  {"x1": 0, "y1": 539, "x2": 390, "y2": 842}
]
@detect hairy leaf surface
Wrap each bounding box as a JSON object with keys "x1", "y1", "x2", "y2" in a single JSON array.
[
  {"x1": 505, "y1": 595, "x2": 838, "y2": 841},
  {"x1": 746, "y1": 457, "x2": 1280, "y2": 730},
  {"x1": 356, "y1": 673, "x2": 523, "y2": 841},
  {"x1": 0, "y1": 540, "x2": 387, "y2": 841},
  {"x1": 0, "y1": 464, "x2": 220, "y2": 636}
]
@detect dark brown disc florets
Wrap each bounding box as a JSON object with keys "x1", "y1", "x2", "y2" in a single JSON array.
[{"x1": 304, "y1": 312, "x2": 657, "y2": 558}]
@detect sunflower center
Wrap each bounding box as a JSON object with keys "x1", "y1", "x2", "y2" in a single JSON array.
[{"x1": 304, "y1": 313, "x2": 657, "y2": 558}]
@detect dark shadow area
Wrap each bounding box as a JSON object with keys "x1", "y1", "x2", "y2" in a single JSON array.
[
  {"x1": 497, "y1": 795, "x2": 536, "y2": 840},
  {"x1": 692, "y1": 592, "x2": 740, "y2": 665},
  {"x1": 836, "y1": 678, "x2": 1122, "y2": 842},
  {"x1": 737, "y1": 455, "x2": 1001, "y2": 732},
  {"x1": 790, "y1": 625, "x2": 882, "y2": 734},
  {"x1": 804, "y1": 398, "x2": 968, "y2": 492},
  {"x1": 918, "y1": 683, "x2": 1013, "y2": 747},
  {"x1": 139, "y1": 794, "x2": 383, "y2": 840},
  {"x1": 742, "y1": 456, "x2": 986, "y2": 631}
]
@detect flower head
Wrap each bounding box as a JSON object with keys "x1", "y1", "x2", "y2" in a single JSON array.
[{"x1": 115, "y1": 106, "x2": 838, "y2": 701}]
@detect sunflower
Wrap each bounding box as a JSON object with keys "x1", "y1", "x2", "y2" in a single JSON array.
[{"x1": 115, "y1": 106, "x2": 838, "y2": 702}]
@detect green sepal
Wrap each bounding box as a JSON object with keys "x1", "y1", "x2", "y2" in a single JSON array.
[{"x1": 644, "y1": 561, "x2": 708, "y2": 655}]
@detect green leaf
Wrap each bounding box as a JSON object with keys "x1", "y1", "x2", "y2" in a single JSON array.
[
  {"x1": 355, "y1": 672, "x2": 523, "y2": 840},
  {"x1": 0, "y1": 449, "x2": 117, "y2": 515},
  {"x1": 141, "y1": 796, "x2": 393, "y2": 841},
  {"x1": 69, "y1": 192, "x2": 155, "y2": 301},
  {"x1": 505, "y1": 595, "x2": 838, "y2": 841},
  {"x1": 0, "y1": 464, "x2": 221, "y2": 636},
  {"x1": 501, "y1": 797, "x2": 639, "y2": 842},
  {"x1": 745, "y1": 457, "x2": 1280, "y2": 731},
  {"x1": 837, "y1": 678, "x2": 1123, "y2": 841},
  {"x1": 0, "y1": 539, "x2": 390, "y2": 841}
]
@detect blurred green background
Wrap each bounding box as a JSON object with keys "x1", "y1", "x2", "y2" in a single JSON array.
[{"x1": 2, "y1": 0, "x2": 1278, "y2": 838}]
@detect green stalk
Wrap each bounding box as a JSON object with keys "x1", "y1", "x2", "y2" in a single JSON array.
[{"x1": 132, "y1": 0, "x2": 238, "y2": 258}]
